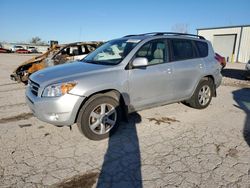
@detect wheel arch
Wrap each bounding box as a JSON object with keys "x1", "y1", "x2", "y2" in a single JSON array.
[
  {"x1": 74, "y1": 89, "x2": 128, "y2": 123},
  {"x1": 188, "y1": 75, "x2": 216, "y2": 100},
  {"x1": 202, "y1": 75, "x2": 216, "y2": 97}
]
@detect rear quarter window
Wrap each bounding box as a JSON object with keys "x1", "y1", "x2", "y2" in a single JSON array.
[{"x1": 195, "y1": 41, "x2": 208, "y2": 57}]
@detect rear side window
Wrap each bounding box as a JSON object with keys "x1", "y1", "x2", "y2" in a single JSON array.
[
  {"x1": 195, "y1": 41, "x2": 208, "y2": 57},
  {"x1": 171, "y1": 39, "x2": 195, "y2": 61}
]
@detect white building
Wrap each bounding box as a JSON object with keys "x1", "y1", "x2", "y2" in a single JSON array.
[{"x1": 197, "y1": 25, "x2": 250, "y2": 63}]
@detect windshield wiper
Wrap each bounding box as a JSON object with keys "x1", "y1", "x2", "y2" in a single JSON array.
[
  {"x1": 83, "y1": 59, "x2": 119, "y2": 66},
  {"x1": 83, "y1": 60, "x2": 96, "y2": 64}
]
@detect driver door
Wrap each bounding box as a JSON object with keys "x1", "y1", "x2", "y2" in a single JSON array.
[{"x1": 128, "y1": 39, "x2": 174, "y2": 110}]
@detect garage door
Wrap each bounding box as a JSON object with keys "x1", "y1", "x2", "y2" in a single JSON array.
[{"x1": 213, "y1": 34, "x2": 236, "y2": 62}]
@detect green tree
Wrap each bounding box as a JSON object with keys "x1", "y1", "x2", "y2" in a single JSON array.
[{"x1": 30, "y1": 37, "x2": 42, "y2": 44}]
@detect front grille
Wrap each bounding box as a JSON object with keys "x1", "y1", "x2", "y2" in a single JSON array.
[{"x1": 29, "y1": 79, "x2": 40, "y2": 96}]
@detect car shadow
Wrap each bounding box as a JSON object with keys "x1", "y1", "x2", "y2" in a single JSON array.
[
  {"x1": 221, "y1": 68, "x2": 247, "y2": 80},
  {"x1": 232, "y1": 88, "x2": 250, "y2": 147},
  {"x1": 96, "y1": 112, "x2": 142, "y2": 188}
]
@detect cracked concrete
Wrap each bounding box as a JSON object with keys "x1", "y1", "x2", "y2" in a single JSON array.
[{"x1": 0, "y1": 54, "x2": 250, "y2": 188}]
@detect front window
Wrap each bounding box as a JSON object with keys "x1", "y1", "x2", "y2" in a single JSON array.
[
  {"x1": 84, "y1": 39, "x2": 140, "y2": 65},
  {"x1": 135, "y1": 40, "x2": 167, "y2": 65}
]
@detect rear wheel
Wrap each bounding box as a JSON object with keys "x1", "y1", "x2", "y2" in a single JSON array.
[
  {"x1": 77, "y1": 95, "x2": 121, "y2": 140},
  {"x1": 187, "y1": 79, "x2": 213, "y2": 109}
]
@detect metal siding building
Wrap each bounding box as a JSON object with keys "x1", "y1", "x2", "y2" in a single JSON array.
[{"x1": 197, "y1": 25, "x2": 250, "y2": 63}]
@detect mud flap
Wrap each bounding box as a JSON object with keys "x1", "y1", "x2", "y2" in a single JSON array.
[{"x1": 213, "y1": 84, "x2": 217, "y2": 97}]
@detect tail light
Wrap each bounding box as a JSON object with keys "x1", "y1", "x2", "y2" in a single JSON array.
[
  {"x1": 215, "y1": 53, "x2": 226, "y2": 68},
  {"x1": 215, "y1": 54, "x2": 219, "y2": 62}
]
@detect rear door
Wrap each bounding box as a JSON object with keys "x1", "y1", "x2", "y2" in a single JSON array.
[{"x1": 169, "y1": 39, "x2": 205, "y2": 100}]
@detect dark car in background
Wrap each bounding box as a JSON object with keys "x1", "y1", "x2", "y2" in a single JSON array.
[{"x1": 246, "y1": 60, "x2": 250, "y2": 79}]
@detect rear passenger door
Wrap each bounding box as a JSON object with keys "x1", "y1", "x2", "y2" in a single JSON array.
[{"x1": 169, "y1": 39, "x2": 205, "y2": 100}]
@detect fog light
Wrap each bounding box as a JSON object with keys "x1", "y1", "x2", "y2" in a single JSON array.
[{"x1": 50, "y1": 113, "x2": 59, "y2": 121}]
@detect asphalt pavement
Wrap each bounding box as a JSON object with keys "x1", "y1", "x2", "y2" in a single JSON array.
[{"x1": 0, "y1": 54, "x2": 249, "y2": 188}]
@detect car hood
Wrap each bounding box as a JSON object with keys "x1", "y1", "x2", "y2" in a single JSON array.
[{"x1": 30, "y1": 61, "x2": 112, "y2": 86}]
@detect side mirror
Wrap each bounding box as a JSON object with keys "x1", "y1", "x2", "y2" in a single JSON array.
[{"x1": 132, "y1": 57, "x2": 148, "y2": 68}]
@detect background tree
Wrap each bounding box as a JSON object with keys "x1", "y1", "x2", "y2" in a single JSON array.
[
  {"x1": 171, "y1": 24, "x2": 189, "y2": 33},
  {"x1": 30, "y1": 37, "x2": 42, "y2": 44},
  {"x1": 30, "y1": 37, "x2": 47, "y2": 45}
]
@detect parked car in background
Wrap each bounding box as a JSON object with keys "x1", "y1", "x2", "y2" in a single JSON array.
[
  {"x1": 0, "y1": 47, "x2": 12, "y2": 53},
  {"x1": 215, "y1": 53, "x2": 226, "y2": 69},
  {"x1": 46, "y1": 41, "x2": 103, "y2": 66},
  {"x1": 0, "y1": 44, "x2": 11, "y2": 53},
  {"x1": 11, "y1": 45, "x2": 25, "y2": 52},
  {"x1": 10, "y1": 45, "x2": 61, "y2": 83},
  {"x1": 26, "y1": 32, "x2": 222, "y2": 140},
  {"x1": 10, "y1": 41, "x2": 103, "y2": 84},
  {"x1": 15, "y1": 48, "x2": 30, "y2": 54},
  {"x1": 246, "y1": 60, "x2": 250, "y2": 79},
  {"x1": 26, "y1": 46, "x2": 38, "y2": 53}
]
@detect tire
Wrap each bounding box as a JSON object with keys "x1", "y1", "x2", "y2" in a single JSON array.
[
  {"x1": 187, "y1": 79, "x2": 213, "y2": 109},
  {"x1": 77, "y1": 95, "x2": 121, "y2": 140}
]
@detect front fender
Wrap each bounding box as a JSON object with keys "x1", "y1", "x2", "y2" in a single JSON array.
[{"x1": 69, "y1": 69, "x2": 129, "y2": 100}]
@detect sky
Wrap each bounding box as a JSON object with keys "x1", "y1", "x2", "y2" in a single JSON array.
[{"x1": 0, "y1": 0, "x2": 250, "y2": 44}]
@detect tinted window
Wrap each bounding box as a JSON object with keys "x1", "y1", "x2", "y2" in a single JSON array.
[
  {"x1": 195, "y1": 41, "x2": 208, "y2": 57},
  {"x1": 171, "y1": 39, "x2": 195, "y2": 61},
  {"x1": 136, "y1": 40, "x2": 167, "y2": 65}
]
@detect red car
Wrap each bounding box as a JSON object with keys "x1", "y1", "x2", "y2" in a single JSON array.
[
  {"x1": 0, "y1": 47, "x2": 11, "y2": 53},
  {"x1": 215, "y1": 53, "x2": 226, "y2": 69},
  {"x1": 15, "y1": 49, "x2": 30, "y2": 54}
]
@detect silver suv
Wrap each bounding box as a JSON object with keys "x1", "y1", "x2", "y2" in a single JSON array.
[{"x1": 26, "y1": 32, "x2": 222, "y2": 140}]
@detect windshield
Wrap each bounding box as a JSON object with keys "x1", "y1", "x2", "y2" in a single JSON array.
[{"x1": 83, "y1": 39, "x2": 140, "y2": 65}]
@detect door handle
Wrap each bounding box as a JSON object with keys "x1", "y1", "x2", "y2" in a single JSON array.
[
  {"x1": 199, "y1": 64, "x2": 203, "y2": 69},
  {"x1": 163, "y1": 68, "x2": 172, "y2": 74},
  {"x1": 167, "y1": 68, "x2": 172, "y2": 74}
]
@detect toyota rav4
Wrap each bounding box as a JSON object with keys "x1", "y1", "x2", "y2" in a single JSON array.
[{"x1": 26, "y1": 32, "x2": 222, "y2": 140}]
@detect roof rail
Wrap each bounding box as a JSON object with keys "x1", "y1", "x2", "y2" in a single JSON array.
[
  {"x1": 123, "y1": 34, "x2": 138, "y2": 37},
  {"x1": 123, "y1": 32, "x2": 205, "y2": 40}
]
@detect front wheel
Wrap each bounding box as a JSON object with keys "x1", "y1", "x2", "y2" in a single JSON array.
[
  {"x1": 187, "y1": 79, "x2": 213, "y2": 109},
  {"x1": 77, "y1": 95, "x2": 121, "y2": 140}
]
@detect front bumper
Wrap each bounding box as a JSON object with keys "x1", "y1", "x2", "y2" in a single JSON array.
[
  {"x1": 26, "y1": 88, "x2": 85, "y2": 126},
  {"x1": 10, "y1": 73, "x2": 21, "y2": 82},
  {"x1": 10, "y1": 72, "x2": 29, "y2": 84}
]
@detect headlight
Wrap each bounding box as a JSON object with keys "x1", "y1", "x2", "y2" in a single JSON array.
[{"x1": 42, "y1": 81, "x2": 77, "y2": 97}]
